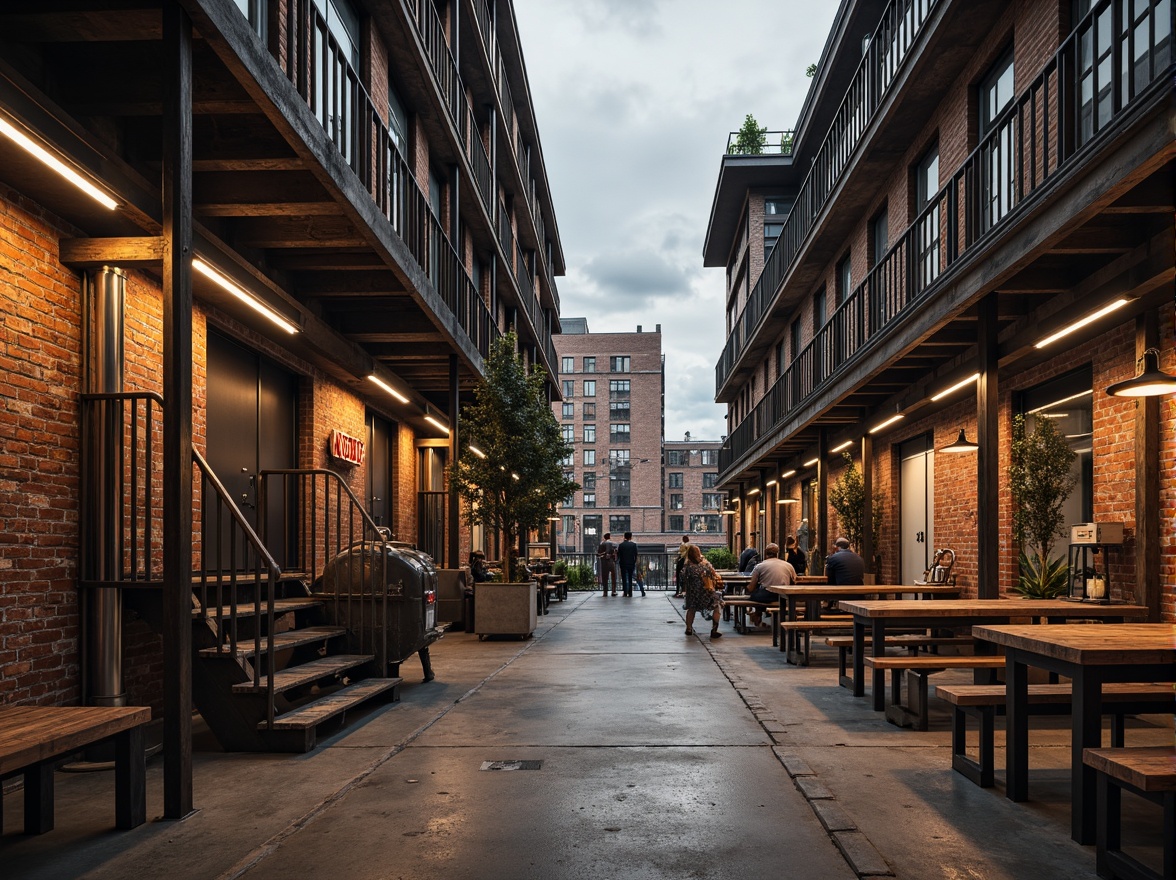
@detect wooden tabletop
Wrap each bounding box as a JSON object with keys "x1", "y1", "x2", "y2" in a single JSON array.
[
  {"x1": 0, "y1": 706, "x2": 151, "y2": 774},
  {"x1": 973, "y1": 622, "x2": 1176, "y2": 665},
  {"x1": 767, "y1": 583, "x2": 960, "y2": 597},
  {"x1": 838, "y1": 599, "x2": 1149, "y2": 619}
]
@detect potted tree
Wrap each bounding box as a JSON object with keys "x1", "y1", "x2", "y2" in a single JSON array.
[
  {"x1": 1008, "y1": 413, "x2": 1077, "y2": 598},
  {"x1": 449, "y1": 332, "x2": 578, "y2": 635},
  {"x1": 730, "y1": 113, "x2": 767, "y2": 155},
  {"x1": 828, "y1": 452, "x2": 883, "y2": 578}
]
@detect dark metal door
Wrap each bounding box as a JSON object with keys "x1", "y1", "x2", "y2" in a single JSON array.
[
  {"x1": 206, "y1": 332, "x2": 296, "y2": 569},
  {"x1": 366, "y1": 412, "x2": 393, "y2": 529}
]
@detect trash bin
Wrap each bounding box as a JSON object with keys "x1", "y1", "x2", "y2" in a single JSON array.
[{"x1": 317, "y1": 540, "x2": 443, "y2": 681}]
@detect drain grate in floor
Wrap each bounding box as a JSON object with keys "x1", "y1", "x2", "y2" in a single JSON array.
[{"x1": 480, "y1": 760, "x2": 542, "y2": 771}]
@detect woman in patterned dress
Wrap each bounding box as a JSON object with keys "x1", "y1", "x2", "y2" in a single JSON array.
[{"x1": 680, "y1": 543, "x2": 723, "y2": 639}]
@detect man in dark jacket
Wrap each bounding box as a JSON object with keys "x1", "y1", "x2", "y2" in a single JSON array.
[
  {"x1": 597, "y1": 533, "x2": 618, "y2": 595},
  {"x1": 824, "y1": 537, "x2": 865, "y2": 585},
  {"x1": 739, "y1": 541, "x2": 760, "y2": 573},
  {"x1": 616, "y1": 532, "x2": 642, "y2": 596}
]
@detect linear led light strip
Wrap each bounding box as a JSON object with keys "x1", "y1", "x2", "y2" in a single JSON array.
[
  {"x1": 193, "y1": 258, "x2": 299, "y2": 334},
  {"x1": 368, "y1": 374, "x2": 409, "y2": 403},
  {"x1": 930, "y1": 373, "x2": 979, "y2": 402},
  {"x1": 1035, "y1": 299, "x2": 1129, "y2": 348},
  {"x1": 0, "y1": 116, "x2": 118, "y2": 210}
]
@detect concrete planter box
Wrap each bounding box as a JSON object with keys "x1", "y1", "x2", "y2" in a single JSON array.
[{"x1": 474, "y1": 582, "x2": 537, "y2": 638}]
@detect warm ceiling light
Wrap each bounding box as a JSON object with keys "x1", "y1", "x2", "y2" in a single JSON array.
[
  {"x1": 424, "y1": 414, "x2": 450, "y2": 435},
  {"x1": 781, "y1": 469, "x2": 796, "y2": 479},
  {"x1": 368, "y1": 374, "x2": 409, "y2": 403},
  {"x1": 468, "y1": 444, "x2": 486, "y2": 459},
  {"x1": 1034, "y1": 299, "x2": 1130, "y2": 348},
  {"x1": 746, "y1": 487, "x2": 761, "y2": 496},
  {"x1": 869, "y1": 413, "x2": 905, "y2": 434},
  {"x1": 0, "y1": 116, "x2": 118, "y2": 209},
  {"x1": 1027, "y1": 389, "x2": 1091, "y2": 414},
  {"x1": 830, "y1": 439, "x2": 854, "y2": 453},
  {"x1": 930, "y1": 373, "x2": 979, "y2": 402},
  {"x1": 776, "y1": 497, "x2": 799, "y2": 505},
  {"x1": 511, "y1": 472, "x2": 520, "y2": 481},
  {"x1": 1106, "y1": 348, "x2": 1176, "y2": 397},
  {"x1": 803, "y1": 457, "x2": 819, "y2": 467},
  {"x1": 765, "y1": 479, "x2": 777, "y2": 487},
  {"x1": 940, "y1": 428, "x2": 979, "y2": 453},
  {"x1": 194, "y1": 258, "x2": 299, "y2": 334}
]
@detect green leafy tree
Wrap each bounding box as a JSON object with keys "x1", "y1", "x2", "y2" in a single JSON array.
[
  {"x1": 705, "y1": 547, "x2": 737, "y2": 570},
  {"x1": 449, "y1": 332, "x2": 578, "y2": 582},
  {"x1": 1009, "y1": 413, "x2": 1077, "y2": 597},
  {"x1": 731, "y1": 113, "x2": 767, "y2": 155},
  {"x1": 828, "y1": 452, "x2": 883, "y2": 561},
  {"x1": 805, "y1": 63, "x2": 817, "y2": 77}
]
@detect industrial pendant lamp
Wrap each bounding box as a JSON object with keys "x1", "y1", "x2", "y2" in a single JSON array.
[
  {"x1": 1105, "y1": 348, "x2": 1176, "y2": 397},
  {"x1": 940, "y1": 429, "x2": 979, "y2": 453}
]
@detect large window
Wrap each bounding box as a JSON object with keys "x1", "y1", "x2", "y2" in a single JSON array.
[
  {"x1": 669, "y1": 515, "x2": 685, "y2": 531},
  {"x1": 913, "y1": 145, "x2": 940, "y2": 291},
  {"x1": 583, "y1": 380, "x2": 596, "y2": 397},
  {"x1": 690, "y1": 514, "x2": 722, "y2": 534},
  {"x1": 1018, "y1": 366, "x2": 1093, "y2": 539},
  {"x1": 668, "y1": 472, "x2": 684, "y2": 489},
  {"x1": 978, "y1": 48, "x2": 1016, "y2": 232},
  {"x1": 583, "y1": 449, "x2": 595, "y2": 466},
  {"x1": 609, "y1": 423, "x2": 631, "y2": 444},
  {"x1": 561, "y1": 357, "x2": 574, "y2": 373},
  {"x1": 582, "y1": 402, "x2": 596, "y2": 419},
  {"x1": 701, "y1": 450, "x2": 718, "y2": 466},
  {"x1": 312, "y1": 0, "x2": 361, "y2": 163},
  {"x1": 702, "y1": 493, "x2": 722, "y2": 510},
  {"x1": 582, "y1": 472, "x2": 596, "y2": 491},
  {"x1": 583, "y1": 356, "x2": 596, "y2": 373},
  {"x1": 232, "y1": 0, "x2": 267, "y2": 38},
  {"x1": 610, "y1": 356, "x2": 630, "y2": 373},
  {"x1": 667, "y1": 450, "x2": 687, "y2": 466},
  {"x1": 609, "y1": 449, "x2": 630, "y2": 467},
  {"x1": 609, "y1": 473, "x2": 630, "y2": 507},
  {"x1": 562, "y1": 380, "x2": 574, "y2": 398},
  {"x1": 609, "y1": 515, "x2": 631, "y2": 534},
  {"x1": 583, "y1": 424, "x2": 596, "y2": 443},
  {"x1": 609, "y1": 400, "x2": 631, "y2": 421},
  {"x1": 702, "y1": 473, "x2": 718, "y2": 489},
  {"x1": 561, "y1": 425, "x2": 574, "y2": 443},
  {"x1": 836, "y1": 254, "x2": 852, "y2": 305},
  {"x1": 583, "y1": 493, "x2": 596, "y2": 508},
  {"x1": 561, "y1": 402, "x2": 574, "y2": 419},
  {"x1": 608, "y1": 379, "x2": 630, "y2": 399},
  {"x1": 387, "y1": 83, "x2": 408, "y2": 156},
  {"x1": 670, "y1": 494, "x2": 684, "y2": 510},
  {"x1": 764, "y1": 198, "x2": 790, "y2": 258}
]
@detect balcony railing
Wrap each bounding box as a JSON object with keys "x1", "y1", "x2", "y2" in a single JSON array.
[
  {"x1": 718, "y1": 0, "x2": 1172, "y2": 477},
  {"x1": 716, "y1": 0, "x2": 939, "y2": 392},
  {"x1": 283, "y1": 0, "x2": 497, "y2": 359},
  {"x1": 724, "y1": 130, "x2": 795, "y2": 155}
]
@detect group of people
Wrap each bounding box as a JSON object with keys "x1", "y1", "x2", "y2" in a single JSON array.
[{"x1": 595, "y1": 532, "x2": 645, "y2": 597}]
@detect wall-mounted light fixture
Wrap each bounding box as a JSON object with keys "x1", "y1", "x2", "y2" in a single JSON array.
[
  {"x1": 1035, "y1": 298, "x2": 1129, "y2": 348},
  {"x1": 746, "y1": 487, "x2": 761, "y2": 496},
  {"x1": 803, "y1": 457, "x2": 819, "y2": 467},
  {"x1": 930, "y1": 372, "x2": 979, "y2": 402},
  {"x1": 194, "y1": 258, "x2": 299, "y2": 334},
  {"x1": 781, "y1": 469, "x2": 797, "y2": 479},
  {"x1": 0, "y1": 115, "x2": 118, "y2": 209},
  {"x1": 765, "y1": 479, "x2": 777, "y2": 487},
  {"x1": 368, "y1": 373, "x2": 409, "y2": 403},
  {"x1": 424, "y1": 412, "x2": 450, "y2": 435},
  {"x1": 467, "y1": 444, "x2": 486, "y2": 459},
  {"x1": 1105, "y1": 347, "x2": 1176, "y2": 397},
  {"x1": 776, "y1": 496, "x2": 800, "y2": 505},
  {"x1": 830, "y1": 439, "x2": 854, "y2": 453},
  {"x1": 869, "y1": 413, "x2": 905, "y2": 434},
  {"x1": 940, "y1": 429, "x2": 979, "y2": 453}
]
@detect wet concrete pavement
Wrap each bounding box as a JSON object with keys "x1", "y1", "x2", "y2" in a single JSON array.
[{"x1": 3, "y1": 591, "x2": 1170, "y2": 879}]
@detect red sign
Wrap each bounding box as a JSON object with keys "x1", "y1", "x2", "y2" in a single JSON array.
[{"x1": 329, "y1": 429, "x2": 365, "y2": 466}]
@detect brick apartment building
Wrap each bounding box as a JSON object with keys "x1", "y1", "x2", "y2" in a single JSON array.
[
  {"x1": 0, "y1": 0, "x2": 564, "y2": 806},
  {"x1": 551, "y1": 321, "x2": 727, "y2": 553},
  {"x1": 705, "y1": 0, "x2": 1173, "y2": 613}
]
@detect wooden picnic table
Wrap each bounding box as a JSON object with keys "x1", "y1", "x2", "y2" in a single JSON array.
[
  {"x1": 972, "y1": 622, "x2": 1176, "y2": 845},
  {"x1": 766, "y1": 584, "x2": 961, "y2": 662},
  {"x1": 839, "y1": 599, "x2": 1150, "y2": 711}
]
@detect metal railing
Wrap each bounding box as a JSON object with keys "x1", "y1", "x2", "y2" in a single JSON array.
[
  {"x1": 724, "y1": 130, "x2": 795, "y2": 155},
  {"x1": 259, "y1": 469, "x2": 390, "y2": 673},
  {"x1": 717, "y1": 0, "x2": 939, "y2": 392},
  {"x1": 718, "y1": 0, "x2": 1172, "y2": 476}
]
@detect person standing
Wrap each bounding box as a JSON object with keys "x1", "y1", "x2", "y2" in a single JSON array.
[
  {"x1": 745, "y1": 543, "x2": 796, "y2": 628},
  {"x1": 679, "y1": 543, "x2": 723, "y2": 639},
  {"x1": 673, "y1": 535, "x2": 690, "y2": 598},
  {"x1": 739, "y1": 540, "x2": 760, "y2": 573},
  {"x1": 783, "y1": 534, "x2": 807, "y2": 576},
  {"x1": 597, "y1": 532, "x2": 618, "y2": 596},
  {"x1": 617, "y1": 532, "x2": 641, "y2": 596},
  {"x1": 825, "y1": 536, "x2": 865, "y2": 585}
]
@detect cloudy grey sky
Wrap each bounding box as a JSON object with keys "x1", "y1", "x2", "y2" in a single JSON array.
[{"x1": 514, "y1": 0, "x2": 838, "y2": 442}]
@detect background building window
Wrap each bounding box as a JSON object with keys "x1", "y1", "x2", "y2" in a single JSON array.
[
  {"x1": 670, "y1": 494, "x2": 684, "y2": 510},
  {"x1": 583, "y1": 356, "x2": 595, "y2": 373},
  {"x1": 609, "y1": 423, "x2": 631, "y2": 444},
  {"x1": 836, "y1": 254, "x2": 852, "y2": 305},
  {"x1": 690, "y1": 514, "x2": 721, "y2": 534},
  {"x1": 561, "y1": 402, "x2": 574, "y2": 419},
  {"x1": 582, "y1": 472, "x2": 596, "y2": 491},
  {"x1": 667, "y1": 450, "x2": 686, "y2": 466},
  {"x1": 583, "y1": 424, "x2": 596, "y2": 443},
  {"x1": 562, "y1": 380, "x2": 574, "y2": 398},
  {"x1": 668, "y1": 472, "x2": 684, "y2": 488},
  {"x1": 609, "y1": 473, "x2": 630, "y2": 507},
  {"x1": 582, "y1": 402, "x2": 596, "y2": 419},
  {"x1": 561, "y1": 357, "x2": 574, "y2": 373},
  {"x1": 583, "y1": 380, "x2": 596, "y2": 397},
  {"x1": 610, "y1": 449, "x2": 630, "y2": 467},
  {"x1": 609, "y1": 515, "x2": 631, "y2": 534},
  {"x1": 701, "y1": 450, "x2": 718, "y2": 466},
  {"x1": 583, "y1": 449, "x2": 595, "y2": 466},
  {"x1": 610, "y1": 356, "x2": 630, "y2": 372},
  {"x1": 669, "y1": 515, "x2": 684, "y2": 531},
  {"x1": 914, "y1": 145, "x2": 941, "y2": 290},
  {"x1": 583, "y1": 493, "x2": 596, "y2": 508},
  {"x1": 702, "y1": 493, "x2": 721, "y2": 509},
  {"x1": 609, "y1": 400, "x2": 631, "y2": 420},
  {"x1": 561, "y1": 425, "x2": 574, "y2": 442},
  {"x1": 702, "y1": 473, "x2": 718, "y2": 488}
]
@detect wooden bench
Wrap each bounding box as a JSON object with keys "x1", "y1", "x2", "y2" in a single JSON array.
[
  {"x1": 824, "y1": 635, "x2": 974, "y2": 687},
  {"x1": 1083, "y1": 746, "x2": 1176, "y2": 880},
  {"x1": 0, "y1": 705, "x2": 151, "y2": 834},
  {"x1": 780, "y1": 619, "x2": 855, "y2": 665},
  {"x1": 864, "y1": 655, "x2": 1007, "y2": 730},
  {"x1": 937, "y1": 683, "x2": 1175, "y2": 789},
  {"x1": 722, "y1": 598, "x2": 774, "y2": 633}
]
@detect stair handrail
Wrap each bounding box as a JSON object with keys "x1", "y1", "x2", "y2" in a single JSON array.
[
  {"x1": 193, "y1": 449, "x2": 281, "y2": 729},
  {"x1": 258, "y1": 468, "x2": 390, "y2": 675}
]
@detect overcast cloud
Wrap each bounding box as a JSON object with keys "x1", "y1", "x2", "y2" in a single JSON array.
[{"x1": 514, "y1": 0, "x2": 838, "y2": 442}]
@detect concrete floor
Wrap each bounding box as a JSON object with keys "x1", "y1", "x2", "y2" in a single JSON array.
[{"x1": 3, "y1": 592, "x2": 1171, "y2": 879}]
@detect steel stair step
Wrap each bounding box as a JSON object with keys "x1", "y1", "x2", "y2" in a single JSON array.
[
  {"x1": 261, "y1": 677, "x2": 401, "y2": 731},
  {"x1": 192, "y1": 597, "x2": 322, "y2": 619},
  {"x1": 231, "y1": 654, "x2": 374, "y2": 695},
  {"x1": 198, "y1": 625, "x2": 346, "y2": 659}
]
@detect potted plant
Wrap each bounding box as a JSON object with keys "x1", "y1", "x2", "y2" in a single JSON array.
[
  {"x1": 828, "y1": 452, "x2": 883, "y2": 574},
  {"x1": 730, "y1": 113, "x2": 767, "y2": 155},
  {"x1": 1008, "y1": 413, "x2": 1077, "y2": 598},
  {"x1": 449, "y1": 331, "x2": 579, "y2": 585}
]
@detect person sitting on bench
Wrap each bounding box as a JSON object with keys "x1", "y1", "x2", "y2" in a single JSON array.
[{"x1": 745, "y1": 542, "x2": 796, "y2": 629}]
